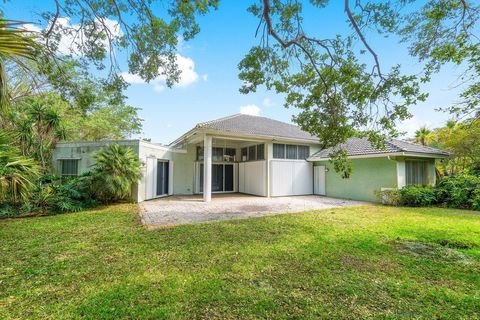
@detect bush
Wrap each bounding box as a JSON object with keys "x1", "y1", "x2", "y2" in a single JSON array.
[
  {"x1": 18, "y1": 173, "x2": 98, "y2": 216},
  {"x1": 375, "y1": 189, "x2": 402, "y2": 205},
  {"x1": 91, "y1": 144, "x2": 142, "y2": 203},
  {"x1": 436, "y1": 174, "x2": 480, "y2": 209},
  {"x1": 399, "y1": 185, "x2": 437, "y2": 207},
  {"x1": 378, "y1": 174, "x2": 480, "y2": 211}
]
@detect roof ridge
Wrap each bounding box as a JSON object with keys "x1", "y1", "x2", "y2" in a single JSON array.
[{"x1": 197, "y1": 113, "x2": 243, "y2": 127}]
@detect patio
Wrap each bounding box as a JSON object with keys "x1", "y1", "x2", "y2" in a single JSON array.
[{"x1": 140, "y1": 193, "x2": 366, "y2": 227}]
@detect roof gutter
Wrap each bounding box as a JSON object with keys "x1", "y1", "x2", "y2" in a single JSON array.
[{"x1": 308, "y1": 151, "x2": 448, "y2": 162}]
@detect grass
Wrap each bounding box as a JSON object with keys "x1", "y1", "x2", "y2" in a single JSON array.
[{"x1": 1, "y1": 204, "x2": 480, "y2": 319}]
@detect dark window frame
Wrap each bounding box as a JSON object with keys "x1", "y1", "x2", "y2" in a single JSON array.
[{"x1": 60, "y1": 159, "x2": 79, "y2": 177}]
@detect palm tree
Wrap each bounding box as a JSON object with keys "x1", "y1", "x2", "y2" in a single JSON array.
[
  {"x1": 27, "y1": 101, "x2": 65, "y2": 171},
  {"x1": 415, "y1": 126, "x2": 432, "y2": 146},
  {"x1": 0, "y1": 132, "x2": 39, "y2": 204},
  {"x1": 0, "y1": 18, "x2": 40, "y2": 113},
  {"x1": 92, "y1": 144, "x2": 142, "y2": 202}
]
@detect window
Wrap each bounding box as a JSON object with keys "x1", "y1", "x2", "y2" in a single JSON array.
[
  {"x1": 248, "y1": 145, "x2": 256, "y2": 161},
  {"x1": 298, "y1": 146, "x2": 310, "y2": 159},
  {"x1": 197, "y1": 146, "x2": 236, "y2": 162},
  {"x1": 286, "y1": 144, "x2": 297, "y2": 159},
  {"x1": 241, "y1": 147, "x2": 248, "y2": 161},
  {"x1": 225, "y1": 148, "x2": 236, "y2": 162},
  {"x1": 196, "y1": 146, "x2": 204, "y2": 161},
  {"x1": 257, "y1": 144, "x2": 265, "y2": 160},
  {"x1": 240, "y1": 144, "x2": 265, "y2": 162},
  {"x1": 273, "y1": 143, "x2": 285, "y2": 159},
  {"x1": 213, "y1": 147, "x2": 224, "y2": 161},
  {"x1": 406, "y1": 160, "x2": 427, "y2": 185},
  {"x1": 273, "y1": 144, "x2": 309, "y2": 160},
  {"x1": 61, "y1": 159, "x2": 79, "y2": 177}
]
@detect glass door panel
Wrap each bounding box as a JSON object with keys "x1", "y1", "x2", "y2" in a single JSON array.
[
  {"x1": 212, "y1": 164, "x2": 224, "y2": 192},
  {"x1": 156, "y1": 161, "x2": 169, "y2": 196},
  {"x1": 224, "y1": 164, "x2": 234, "y2": 191}
]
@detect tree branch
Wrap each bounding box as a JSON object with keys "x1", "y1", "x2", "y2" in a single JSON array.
[{"x1": 344, "y1": 0, "x2": 384, "y2": 80}]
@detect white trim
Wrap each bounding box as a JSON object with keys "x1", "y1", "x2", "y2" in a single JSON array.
[
  {"x1": 308, "y1": 151, "x2": 448, "y2": 161},
  {"x1": 56, "y1": 139, "x2": 186, "y2": 153},
  {"x1": 171, "y1": 128, "x2": 320, "y2": 146}
]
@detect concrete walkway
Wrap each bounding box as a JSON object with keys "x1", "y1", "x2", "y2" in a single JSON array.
[{"x1": 140, "y1": 194, "x2": 366, "y2": 227}]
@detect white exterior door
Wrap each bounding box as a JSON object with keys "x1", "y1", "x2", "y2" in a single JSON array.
[
  {"x1": 314, "y1": 165, "x2": 326, "y2": 195},
  {"x1": 270, "y1": 160, "x2": 313, "y2": 196},
  {"x1": 145, "y1": 157, "x2": 156, "y2": 200}
]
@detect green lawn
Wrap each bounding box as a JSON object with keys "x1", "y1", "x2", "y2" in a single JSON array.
[{"x1": 1, "y1": 204, "x2": 480, "y2": 319}]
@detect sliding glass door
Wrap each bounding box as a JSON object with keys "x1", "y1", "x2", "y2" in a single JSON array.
[
  {"x1": 199, "y1": 163, "x2": 234, "y2": 193},
  {"x1": 156, "y1": 161, "x2": 169, "y2": 196}
]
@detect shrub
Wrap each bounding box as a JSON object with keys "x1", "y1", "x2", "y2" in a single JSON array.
[
  {"x1": 0, "y1": 133, "x2": 40, "y2": 204},
  {"x1": 399, "y1": 185, "x2": 437, "y2": 207},
  {"x1": 91, "y1": 144, "x2": 142, "y2": 203},
  {"x1": 0, "y1": 204, "x2": 19, "y2": 218},
  {"x1": 24, "y1": 174, "x2": 98, "y2": 216},
  {"x1": 436, "y1": 174, "x2": 480, "y2": 209},
  {"x1": 375, "y1": 189, "x2": 402, "y2": 205}
]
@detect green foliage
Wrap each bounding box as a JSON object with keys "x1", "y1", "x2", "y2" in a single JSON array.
[
  {"x1": 0, "y1": 18, "x2": 41, "y2": 112},
  {"x1": 436, "y1": 174, "x2": 480, "y2": 209},
  {"x1": 9, "y1": 174, "x2": 98, "y2": 217},
  {"x1": 414, "y1": 126, "x2": 432, "y2": 146},
  {"x1": 378, "y1": 174, "x2": 480, "y2": 210},
  {"x1": 429, "y1": 119, "x2": 480, "y2": 175},
  {"x1": 329, "y1": 149, "x2": 352, "y2": 179},
  {"x1": 0, "y1": 132, "x2": 39, "y2": 204},
  {"x1": 401, "y1": 0, "x2": 480, "y2": 118},
  {"x1": 399, "y1": 185, "x2": 437, "y2": 207},
  {"x1": 375, "y1": 188, "x2": 402, "y2": 206},
  {"x1": 91, "y1": 144, "x2": 142, "y2": 203}
]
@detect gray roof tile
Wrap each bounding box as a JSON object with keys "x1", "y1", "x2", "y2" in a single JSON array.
[
  {"x1": 196, "y1": 114, "x2": 319, "y2": 142},
  {"x1": 308, "y1": 137, "x2": 449, "y2": 160}
]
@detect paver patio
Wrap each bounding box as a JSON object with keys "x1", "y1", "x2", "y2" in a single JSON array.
[{"x1": 140, "y1": 193, "x2": 366, "y2": 226}]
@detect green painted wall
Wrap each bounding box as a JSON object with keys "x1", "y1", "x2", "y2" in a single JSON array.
[{"x1": 316, "y1": 157, "x2": 398, "y2": 202}]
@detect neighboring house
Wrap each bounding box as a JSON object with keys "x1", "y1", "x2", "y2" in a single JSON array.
[{"x1": 52, "y1": 114, "x2": 449, "y2": 203}]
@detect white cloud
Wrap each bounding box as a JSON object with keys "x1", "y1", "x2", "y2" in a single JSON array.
[
  {"x1": 240, "y1": 104, "x2": 261, "y2": 116},
  {"x1": 21, "y1": 23, "x2": 42, "y2": 34},
  {"x1": 397, "y1": 116, "x2": 432, "y2": 138},
  {"x1": 121, "y1": 54, "x2": 204, "y2": 92},
  {"x1": 174, "y1": 54, "x2": 199, "y2": 87},
  {"x1": 46, "y1": 17, "x2": 122, "y2": 56},
  {"x1": 120, "y1": 73, "x2": 144, "y2": 84},
  {"x1": 263, "y1": 97, "x2": 274, "y2": 107}
]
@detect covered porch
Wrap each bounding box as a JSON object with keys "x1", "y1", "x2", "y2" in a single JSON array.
[{"x1": 190, "y1": 134, "x2": 270, "y2": 201}]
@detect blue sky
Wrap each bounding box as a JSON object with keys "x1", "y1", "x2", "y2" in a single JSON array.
[{"x1": 3, "y1": 1, "x2": 462, "y2": 144}]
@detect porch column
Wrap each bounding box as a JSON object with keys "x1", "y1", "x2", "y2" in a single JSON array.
[{"x1": 203, "y1": 135, "x2": 212, "y2": 202}]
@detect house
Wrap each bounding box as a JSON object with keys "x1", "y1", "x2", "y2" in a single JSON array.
[{"x1": 52, "y1": 114, "x2": 449, "y2": 203}]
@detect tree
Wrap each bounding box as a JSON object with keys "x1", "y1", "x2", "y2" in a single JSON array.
[
  {"x1": 415, "y1": 126, "x2": 432, "y2": 146},
  {"x1": 428, "y1": 118, "x2": 480, "y2": 175},
  {"x1": 3, "y1": 1, "x2": 480, "y2": 175},
  {"x1": 91, "y1": 144, "x2": 142, "y2": 202},
  {"x1": 0, "y1": 18, "x2": 40, "y2": 112}
]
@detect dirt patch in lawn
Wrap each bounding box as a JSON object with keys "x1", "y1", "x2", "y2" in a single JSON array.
[{"x1": 393, "y1": 238, "x2": 475, "y2": 265}]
